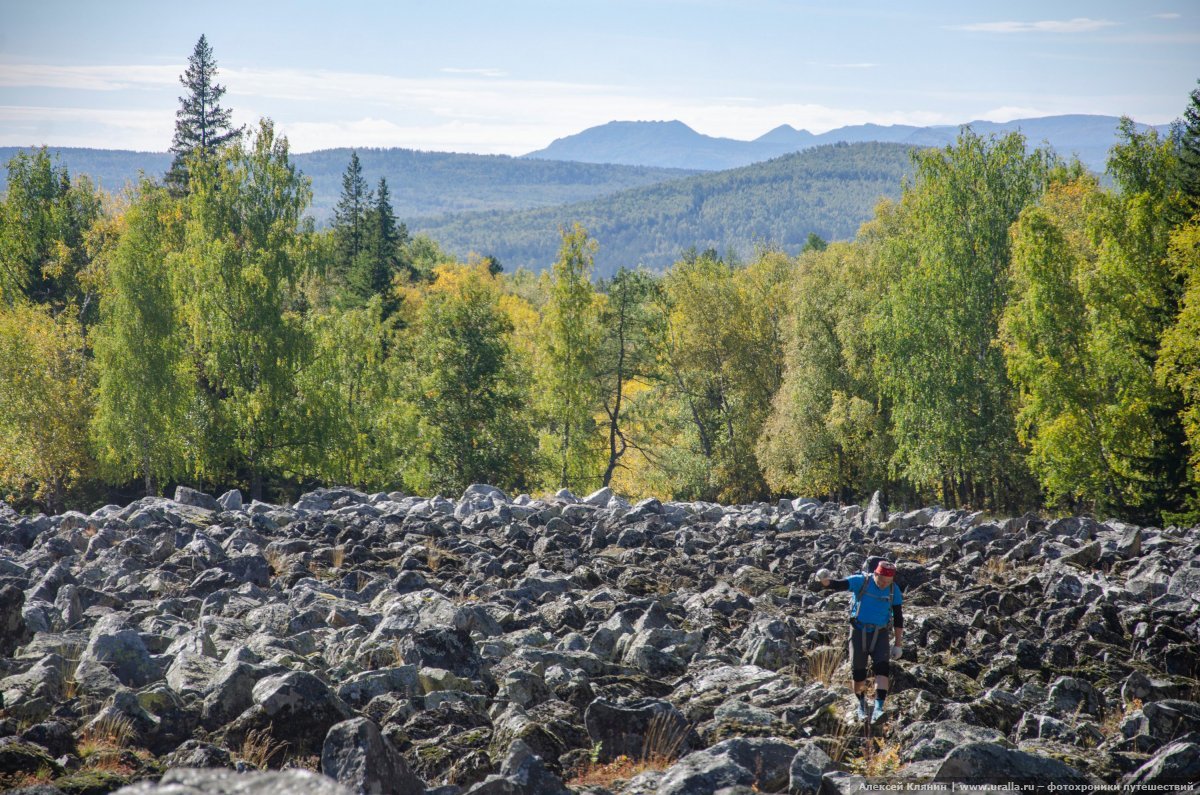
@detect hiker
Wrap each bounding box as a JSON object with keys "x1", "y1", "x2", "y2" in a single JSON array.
[{"x1": 814, "y1": 559, "x2": 904, "y2": 721}]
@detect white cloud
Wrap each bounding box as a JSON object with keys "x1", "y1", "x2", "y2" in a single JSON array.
[
  {"x1": 951, "y1": 18, "x2": 1118, "y2": 34},
  {"x1": 0, "y1": 62, "x2": 178, "y2": 91},
  {"x1": 440, "y1": 67, "x2": 507, "y2": 78},
  {"x1": 809, "y1": 62, "x2": 879, "y2": 69},
  {"x1": 1152, "y1": 12, "x2": 1182, "y2": 19},
  {"x1": 0, "y1": 104, "x2": 172, "y2": 150}
]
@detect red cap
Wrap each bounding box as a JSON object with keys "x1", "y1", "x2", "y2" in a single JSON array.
[{"x1": 874, "y1": 561, "x2": 897, "y2": 577}]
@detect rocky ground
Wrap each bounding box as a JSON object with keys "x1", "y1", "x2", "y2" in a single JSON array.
[{"x1": 1, "y1": 485, "x2": 1198, "y2": 795}]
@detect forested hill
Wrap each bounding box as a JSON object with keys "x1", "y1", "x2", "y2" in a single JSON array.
[
  {"x1": 414, "y1": 141, "x2": 917, "y2": 276},
  {"x1": 0, "y1": 146, "x2": 697, "y2": 221}
]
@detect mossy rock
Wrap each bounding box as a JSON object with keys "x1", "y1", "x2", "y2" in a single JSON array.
[
  {"x1": 53, "y1": 769, "x2": 135, "y2": 795},
  {"x1": 704, "y1": 718, "x2": 799, "y2": 745},
  {"x1": 0, "y1": 740, "x2": 64, "y2": 778}
]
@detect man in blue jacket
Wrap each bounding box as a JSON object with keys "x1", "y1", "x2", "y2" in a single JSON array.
[{"x1": 816, "y1": 559, "x2": 904, "y2": 721}]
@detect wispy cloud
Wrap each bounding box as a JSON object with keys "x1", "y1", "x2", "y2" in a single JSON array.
[
  {"x1": 440, "y1": 67, "x2": 507, "y2": 78},
  {"x1": 1152, "y1": 12, "x2": 1181, "y2": 19},
  {"x1": 0, "y1": 62, "x2": 178, "y2": 91},
  {"x1": 951, "y1": 18, "x2": 1118, "y2": 34}
]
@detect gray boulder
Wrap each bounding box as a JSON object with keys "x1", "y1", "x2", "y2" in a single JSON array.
[
  {"x1": 704, "y1": 737, "x2": 798, "y2": 793},
  {"x1": 224, "y1": 670, "x2": 355, "y2": 757},
  {"x1": 0, "y1": 584, "x2": 33, "y2": 656},
  {"x1": 321, "y1": 717, "x2": 425, "y2": 795},
  {"x1": 655, "y1": 748, "x2": 756, "y2": 795},
  {"x1": 112, "y1": 768, "x2": 355, "y2": 794},
  {"x1": 218, "y1": 489, "x2": 244, "y2": 512},
  {"x1": 933, "y1": 742, "x2": 1089, "y2": 784},
  {"x1": 162, "y1": 739, "x2": 233, "y2": 769},
  {"x1": 79, "y1": 613, "x2": 160, "y2": 687},
  {"x1": 174, "y1": 485, "x2": 221, "y2": 511},
  {"x1": 584, "y1": 698, "x2": 690, "y2": 762},
  {"x1": 900, "y1": 721, "x2": 1010, "y2": 762},
  {"x1": 1125, "y1": 741, "x2": 1200, "y2": 786},
  {"x1": 464, "y1": 739, "x2": 569, "y2": 795},
  {"x1": 1044, "y1": 675, "x2": 1106, "y2": 718},
  {"x1": 788, "y1": 741, "x2": 834, "y2": 795},
  {"x1": 863, "y1": 491, "x2": 886, "y2": 526}
]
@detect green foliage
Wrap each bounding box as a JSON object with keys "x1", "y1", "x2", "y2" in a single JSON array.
[
  {"x1": 0, "y1": 148, "x2": 102, "y2": 313},
  {"x1": 167, "y1": 35, "x2": 241, "y2": 193},
  {"x1": 1157, "y1": 216, "x2": 1200, "y2": 521},
  {"x1": 347, "y1": 177, "x2": 412, "y2": 311},
  {"x1": 333, "y1": 151, "x2": 370, "y2": 282},
  {"x1": 404, "y1": 264, "x2": 536, "y2": 494},
  {"x1": 291, "y1": 297, "x2": 414, "y2": 489},
  {"x1": 632, "y1": 249, "x2": 788, "y2": 502},
  {"x1": 0, "y1": 301, "x2": 94, "y2": 511},
  {"x1": 538, "y1": 225, "x2": 604, "y2": 490},
  {"x1": 596, "y1": 266, "x2": 663, "y2": 487},
  {"x1": 758, "y1": 235, "x2": 892, "y2": 500},
  {"x1": 871, "y1": 130, "x2": 1051, "y2": 507},
  {"x1": 175, "y1": 119, "x2": 313, "y2": 497},
  {"x1": 91, "y1": 181, "x2": 194, "y2": 494},
  {"x1": 1001, "y1": 122, "x2": 1191, "y2": 522},
  {"x1": 1175, "y1": 80, "x2": 1200, "y2": 208}
]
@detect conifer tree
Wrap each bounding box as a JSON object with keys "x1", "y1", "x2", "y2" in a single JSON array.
[
  {"x1": 1175, "y1": 79, "x2": 1200, "y2": 207},
  {"x1": 167, "y1": 35, "x2": 241, "y2": 193},
  {"x1": 349, "y1": 176, "x2": 411, "y2": 311},
  {"x1": 333, "y1": 151, "x2": 371, "y2": 282}
]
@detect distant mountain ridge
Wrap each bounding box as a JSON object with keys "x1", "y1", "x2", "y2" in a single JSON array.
[{"x1": 523, "y1": 114, "x2": 1169, "y2": 172}]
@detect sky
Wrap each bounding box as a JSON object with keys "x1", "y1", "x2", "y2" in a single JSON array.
[{"x1": 1, "y1": 0, "x2": 1198, "y2": 155}]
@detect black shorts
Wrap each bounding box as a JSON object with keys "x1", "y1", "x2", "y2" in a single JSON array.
[{"x1": 848, "y1": 623, "x2": 890, "y2": 674}]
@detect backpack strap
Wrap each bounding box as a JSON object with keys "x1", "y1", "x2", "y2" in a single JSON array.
[{"x1": 851, "y1": 576, "x2": 869, "y2": 620}]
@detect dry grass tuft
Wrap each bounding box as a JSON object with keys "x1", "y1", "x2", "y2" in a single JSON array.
[
  {"x1": 1101, "y1": 697, "x2": 1143, "y2": 737},
  {"x1": 567, "y1": 754, "x2": 665, "y2": 787},
  {"x1": 825, "y1": 715, "x2": 858, "y2": 764},
  {"x1": 78, "y1": 713, "x2": 136, "y2": 755},
  {"x1": 264, "y1": 548, "x2": 286, "y2": 577},
  {"x1": 4, "y1": 766, "x2": 56, "y2": 791},
  {"x1": 238, "y1": 726, "x2": 290, "y2": 770},
  {"x1": 980, "y1": 556, "x2": 1011, "y2": 583},
  {"x1": 806, "y1": 647, "x2": 846, "y2": 686},
  {"x1": 331, "y1": 545, "x2": 346, "y2": 570},
  {"x1": 567, "y1": 713, "x2": 691, "y2": 787},
  {"x1": 850, "y1": 738, "x2": 903, "y2": 777},
  {"x1": 642, "y1": 712, "x2": 689, "y2": 763},
  {"x1": 283, "y1": 754, "x2": 320, "y2": 771}
]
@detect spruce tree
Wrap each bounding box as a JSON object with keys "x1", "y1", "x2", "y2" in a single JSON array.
[
  {"x1": 348, "y1": 177, "x2": 411, "y2": 310},
  {"x1": 167, "y1": 35, "x2": 241, "y2": 193},
  {"x1": 1176, "y1": 79, "x2": 1200, "y2": 207},
  {"x1": 333, "y1": 151, "x2": 370, "y2": 283}
]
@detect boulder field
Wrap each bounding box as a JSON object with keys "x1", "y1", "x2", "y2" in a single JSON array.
[{"x1": 0, "y1": 486, "x2": 1198, "y2": 794}]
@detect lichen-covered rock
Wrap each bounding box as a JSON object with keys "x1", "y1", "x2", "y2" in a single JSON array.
[
  {"x1": 0, "y1": 584, "x2": 33, "y2": 657},
  {"x1": 321, "y1": 717, "x2": 425, "y2": 795},
  {"x1": 112, "y1": 768, "x2": 355, "y2": 794},
  {"x1": 933, "y1": 741, "x2": 1090, "y2": 785}
]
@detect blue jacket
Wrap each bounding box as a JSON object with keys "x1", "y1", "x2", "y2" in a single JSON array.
[{"x1": 846, "y1": 573, "x2": 902, "y2": 627}]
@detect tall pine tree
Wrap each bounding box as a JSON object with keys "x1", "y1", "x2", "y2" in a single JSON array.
[{"x1": 167, "y1": 35, "x2": 241, "y2": 193}]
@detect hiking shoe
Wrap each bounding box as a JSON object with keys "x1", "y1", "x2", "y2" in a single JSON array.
[
  {"x1": 855, "y1": 701, "x2": 867, "y2": 720},
  {"x1": 871, "y1": 703, "x2": 884, "y2": 722}
]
